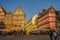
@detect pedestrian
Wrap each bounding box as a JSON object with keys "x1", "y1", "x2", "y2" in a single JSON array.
[
  {"x1": 53, "y1": 30, "x2": 58, "y2": 40},
  {"x1": 49, "y1": 30, "x2": 53, "y2": 40}
]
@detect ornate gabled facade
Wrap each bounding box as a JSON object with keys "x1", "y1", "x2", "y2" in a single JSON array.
[
  {"x1": 4, "y1": 11, "x2": 13, "y2": 31},
  {"x1": 0, "y1": 6, "x2": 6, "y2": 29},
  {"x1": 36, "y1": 6, "x2": 56, "y2": 30},
  {"x1": 0, "y1": 6, "x2": 26, "y2": 32},
  {"x1": 4, "y1": 11, "x2": 13, "y2": 25},
  {"x1": 47, "y1": 6, "x2": 56, "y2": 29},
  {"x1": 0, "y1": 6, "x2": 6, "y2": 22},
  {"x1": 12, "y1": 6, "x2": 26, "y2": 28}
]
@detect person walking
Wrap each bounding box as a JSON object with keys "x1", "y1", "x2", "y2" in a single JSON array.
[
  {"x1": 49, "y1": 30, "x2": 53, "y2": 40},
  {"x1": 53, "y1": 30, "x2": 58, "y2": 40}
]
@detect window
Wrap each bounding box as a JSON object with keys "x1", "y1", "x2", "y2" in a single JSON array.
[
  {"x1": 59, "y1": 20, "x2": 60, "y2": 23},
  {"x1": 19, "y1": 25, "x2": 21, "y2": 27},
  {"x1": 59, "y1": 26, "x2": 60, "y2": 29},
  {"x1": 0, "y1": 11, "x2": 2, "y2": 13}
]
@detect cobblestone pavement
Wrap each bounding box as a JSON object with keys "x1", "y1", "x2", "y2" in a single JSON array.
[{"x1": 0, "y1": 34, "x2": 60, "y2": 40}]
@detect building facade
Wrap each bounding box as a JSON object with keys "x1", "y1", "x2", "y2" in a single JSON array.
[
  {"x1": 55, "y1": 11, "x2": 60, "y2": 33},
  {"x1": 25, "y1": 15, "x2": 38, "y2": 35},
  {"x1": 0, "y1": 6, "x2": 6, "y2": 29},
  {"x1": 0, "y1": 6, "x2": 26, "y2": 31},
  {"x1": 36, "y1": 6, "x2": 57, "y2": 31},
  {"x1": 4, "y1": 11, "x2": 13, "y2": 31},
  {"x1": 12, "y1": 6, "x2": 26, "y2": 30},
  {"x1": 0, "y1": 6, "x2": 6, "y2": 22}
]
